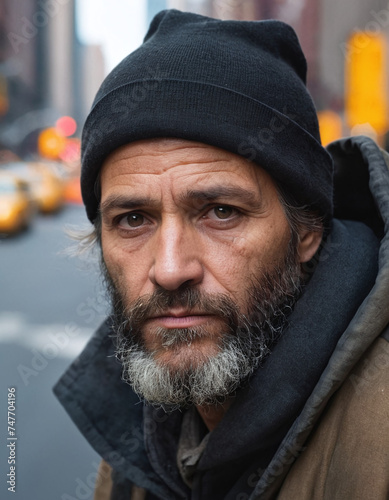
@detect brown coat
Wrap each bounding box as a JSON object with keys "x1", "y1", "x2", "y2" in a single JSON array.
[
  {"x1": 277, "y1": 336, "x2": 389, "y2": 500},
  {"x1": 93, "y1": 336, "x2": 389, "y2": 500}
]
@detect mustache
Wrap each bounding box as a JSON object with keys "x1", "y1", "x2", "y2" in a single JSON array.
[{"x1": 123, "y1": 286, "x2": 240, "y2": 330}]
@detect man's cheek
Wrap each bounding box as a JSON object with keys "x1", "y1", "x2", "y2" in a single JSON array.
[{"x1": 103, "y1": 258, "x2": 132, "y2": 304}]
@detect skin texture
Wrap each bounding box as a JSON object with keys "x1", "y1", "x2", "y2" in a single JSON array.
[{"x1": 100, "y1": 138, "x2": 322, "y2": 429}]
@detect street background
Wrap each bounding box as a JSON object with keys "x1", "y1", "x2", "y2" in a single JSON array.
[
  {"x1": 0, "y1": 205, "x2": 107, "y2": 500},
  {"x1": 1, "y1": 0, "x2": 389, "y2": 498}
]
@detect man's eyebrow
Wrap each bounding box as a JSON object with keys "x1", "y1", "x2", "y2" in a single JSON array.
[
  {"x1": 100, "y1": 186, "x2": 262, "y2": 217},
  {"x1": 100, "y1": 194, "x2": 159, "y2": 217},
  {"x1": 180, "y1": 186, "x2": 261, "y2": 205}
]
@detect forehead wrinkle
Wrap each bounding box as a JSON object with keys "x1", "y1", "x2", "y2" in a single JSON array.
[
  {"x1": 104, "y1": 159, "x2": 239, "y2": 181},
  {"x1": 103, "y1": 141, "x2": 244, "y2": 177}
]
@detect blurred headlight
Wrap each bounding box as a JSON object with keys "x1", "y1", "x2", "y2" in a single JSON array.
[{"x1": 0, "y1": 204, "x2": 12, "y2": 218}]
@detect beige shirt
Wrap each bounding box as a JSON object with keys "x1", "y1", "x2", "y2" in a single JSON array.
[{"x1": 176, "y1": 406, "x2": 210, "y2": 488}]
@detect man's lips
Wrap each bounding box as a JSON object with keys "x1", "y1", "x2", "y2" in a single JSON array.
[{"x1": 147, "y1": 311, "x2": 214, "y2": 328}]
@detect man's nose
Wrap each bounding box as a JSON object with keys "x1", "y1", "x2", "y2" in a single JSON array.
[{"x1": 148, "y1": 219, "x2": 204, "y2": 291}]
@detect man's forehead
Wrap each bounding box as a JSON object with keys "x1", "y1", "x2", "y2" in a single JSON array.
[
  {"x1": 102, "y1": 138, "x2": 247, "y2": 171},
  {"x1": 98, "y1": 138, "x2": 283, "y2": 216},
  {"x1": 99, "y1": 138, "x2": 282, "y2": 199}
]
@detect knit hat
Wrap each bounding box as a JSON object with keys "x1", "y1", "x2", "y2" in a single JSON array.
[{"x1": 81, "y1": 9, "x2": 333, "y2": 223}]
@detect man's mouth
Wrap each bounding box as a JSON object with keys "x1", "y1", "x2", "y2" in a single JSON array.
[{"x1": 147, "y1": 310, "x2": 215, "y2": 329}]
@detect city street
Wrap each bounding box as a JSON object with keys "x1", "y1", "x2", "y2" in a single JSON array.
[
  {"x1": 0, "y1": 205, "x2": 109, "y2": 499},
  {"x1": 1, "y1": 1, "x2": 388, "y2": 498}
]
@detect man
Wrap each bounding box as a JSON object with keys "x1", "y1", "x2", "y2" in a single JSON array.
[{"x1": 55, "y1": 9, "x2": 389, "y2": 500}]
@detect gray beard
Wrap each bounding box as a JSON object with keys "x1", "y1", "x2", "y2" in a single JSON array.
[{"x1": 102, "y1": 243, "x2": 303, "y2": 410}]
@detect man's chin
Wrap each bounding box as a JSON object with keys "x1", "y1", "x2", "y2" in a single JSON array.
[
  {"x1": 118, "y1": 337, "x2": 252, "y2": 409},
  {"x1": 152, "y1": 340, "x2": 221, "y2": 374}
]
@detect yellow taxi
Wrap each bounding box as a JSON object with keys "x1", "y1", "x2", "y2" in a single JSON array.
[
  {"x1": 1, "y1": 162, "x2": 65, "y2": 213},
  {"x1": 27, "y1": 161, "x2": 66, "y2": 213},
  {"x1": 0, "y1": 173, "x2": 37, "y2": 234}
]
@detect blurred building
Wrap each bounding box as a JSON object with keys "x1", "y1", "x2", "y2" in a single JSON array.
[
  {"x1": 0, "y1": 0, "x2": 105, "y2": 156},
  {"x1": 168, "y1": 0, "x2": 389, "y2": 141},
  {"x1": 79, "y1": 44, "x2": 105, "y2": 120},
  {"x1": 0, "y1": 1, "x2": 46, "y2": 130},
  {"x1": 1, "y1": 0, "x2": 388, "y2": 154},
  {"x1": 319, "y1": 0, "x2": 389, "y2": 109},
  {"x1": 45, "y1": 0, "x2": 77, "y2": 119},
  {"x1": 167, "y1": 0, "x2": 321, "y2": 99}
]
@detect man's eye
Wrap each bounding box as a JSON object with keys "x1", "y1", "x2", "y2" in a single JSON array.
[
  {"x1": 210, "y1": 206, "x2": 236, "y2": 220},
  {"x1": 119, "y1": 213, "x2": 145, "y2": 228}
]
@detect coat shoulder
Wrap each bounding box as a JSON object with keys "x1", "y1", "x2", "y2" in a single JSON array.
[{"x1": 278, "y1": 336, "x2": 389, "y2": 500}]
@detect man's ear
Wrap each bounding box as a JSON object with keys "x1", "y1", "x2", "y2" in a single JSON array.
[{"x1": 297, "y1": 230, "x2": 323, "y2": 263}]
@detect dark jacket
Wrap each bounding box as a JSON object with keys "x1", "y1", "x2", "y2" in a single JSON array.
[{"x1": 54, "y1": 136, "x2": 389, "y2": 499}]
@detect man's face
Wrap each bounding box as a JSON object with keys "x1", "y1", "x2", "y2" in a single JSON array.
[{"x1": 100, "y1": 138, "x2": 303, "y2": 407}]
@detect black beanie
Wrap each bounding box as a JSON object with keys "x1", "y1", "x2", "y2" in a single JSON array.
[{"x1": 81, "y1": 9, "x2": 333, "y2": 223}]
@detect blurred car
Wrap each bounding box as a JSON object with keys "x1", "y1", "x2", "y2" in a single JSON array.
[
  {"x1": 0, "y1": 173, "x2": 37, "y2": 234},
  {"x1": 0, "y1": 161, "x2": 65, "y2": 213}
]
